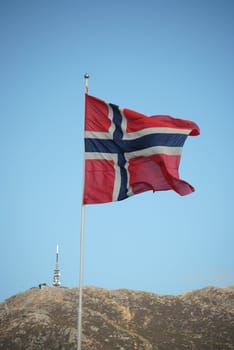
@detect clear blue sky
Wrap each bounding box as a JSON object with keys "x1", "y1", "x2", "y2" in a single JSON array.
[{"x1": 0, "y1": 0, "x2": 233, "y2": 302}]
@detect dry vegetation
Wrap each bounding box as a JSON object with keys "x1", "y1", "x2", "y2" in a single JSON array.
[{"x1": 0, "y1": 285, "x2": 234, "y2": 349}]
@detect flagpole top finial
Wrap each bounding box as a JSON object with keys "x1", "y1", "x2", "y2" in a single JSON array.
[{"x1": 84, "y1": 73, "x2": 90, "y2": 79}]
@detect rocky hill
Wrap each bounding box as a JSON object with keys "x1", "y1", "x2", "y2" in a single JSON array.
[{"x1": 0, "y1": 285, "x2": 234, "y2": 349}]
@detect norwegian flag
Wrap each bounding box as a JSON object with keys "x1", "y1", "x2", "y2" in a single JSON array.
[{"x1": 83, "y1": 94, "x2": 200, "y2": 204}]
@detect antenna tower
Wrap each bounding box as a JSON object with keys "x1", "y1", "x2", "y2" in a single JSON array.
[{"x1": 53, "y1": 244, "x2": 61, "y2": 287}]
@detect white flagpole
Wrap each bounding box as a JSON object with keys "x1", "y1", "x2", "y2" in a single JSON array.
[{"x1": 77, "y1": 73, "x2": 89, "y2": 350}]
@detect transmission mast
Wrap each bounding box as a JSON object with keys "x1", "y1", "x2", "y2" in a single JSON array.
[{"x1": 53, "y1": 244, "x2": 61, "y2": 287}]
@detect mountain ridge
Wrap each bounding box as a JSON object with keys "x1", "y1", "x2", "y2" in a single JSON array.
[{"x1": 0, "y1": 285, "x2": 234, "y2": 349}]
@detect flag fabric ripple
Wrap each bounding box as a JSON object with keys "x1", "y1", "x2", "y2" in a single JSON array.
[{"x1": 83, "y1": 94, "x2": 200, "y2": 204}]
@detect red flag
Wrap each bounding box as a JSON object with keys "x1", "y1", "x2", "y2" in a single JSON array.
[{"x1": 83, "y1": 94, "x2": 200, "y2": 204}]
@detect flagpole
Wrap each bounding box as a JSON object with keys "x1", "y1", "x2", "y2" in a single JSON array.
[{"x1": 77, "y1": 73, "x2": 89, "y2": 350}]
